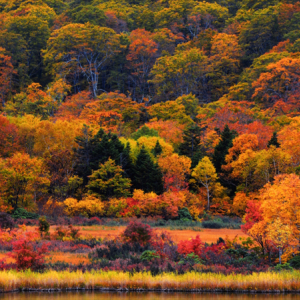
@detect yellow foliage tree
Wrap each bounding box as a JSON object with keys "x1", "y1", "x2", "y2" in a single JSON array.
[
  {"x1": 63, "y1": 195, "x2": 104, "y2": 217},
  {"x1": 267, "y1": 218, "x2": 294, "y2": 264},
  {"x1": 191, "y1": 156, "x2": 218, "y2": 210}
]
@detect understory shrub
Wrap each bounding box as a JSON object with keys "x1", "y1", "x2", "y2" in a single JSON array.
[
  {"x1": 0, "y1": 213, "x2": 14, "y2": 230},
  {"x1": 289, "y1": 255, "x2": 300, "y2": 269},
  {"x1": 11, "y1": 208, "x2": 39, "y2": 220},
  {"x1": 53, "y1": 225, "x2": 80, "y2": 241},
  {"x1": 8, "y1": 240, "x2": 49, "y2": 271},
  {"x1": 274, "y1": 263, "x2": 293, "y2": 272},
  {"x1": 141, "y1": 250, "x2": 160, "y2": 261},
  {"x1": 122, "y1": 221, "x2": 153, "y2": 245},
  {"x1": 201, "y1": 219, "x2": 224, "y2": 228},
  {"x1": 177, "y1": 208, "x2": 192, "y2": 221},
  {"x1": 39, "y1": 216, "x2": 50, "y2": 238}
]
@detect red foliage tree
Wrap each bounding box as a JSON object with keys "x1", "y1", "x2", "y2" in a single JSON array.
[
  {"x1": 241, "y1": 200, "x2": 263, "y2": 233},
  {"x1": 0, "y1": 115, "x2": 20, "y2": 157}
]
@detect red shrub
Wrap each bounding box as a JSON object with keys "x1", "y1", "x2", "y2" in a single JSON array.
[
  {"x1": 120, "y1": 198, "x2": 140, "y2": 217},
  {"x1": 122, "y1": 221, "x2": 153, "y2": 246},
  {"x1": 177, "y1": 235, "x2": 204, "y2": 257},
  {"x1": 150, "y1": 231, "x2": 175, "y2": 259},
  {"x1": 203, "y1": 243, "x2": 226, "y2": 255},
  {"x1": 8, "y1": 239, "x2": 49, "y2": 271},
  {"x1": 88, "y1": 217, "x2": 102, "y2": 225}
]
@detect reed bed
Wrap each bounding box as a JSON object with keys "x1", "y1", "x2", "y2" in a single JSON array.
[{"x1": 0, "y1": 271, "x2": 300, "y2": 293}]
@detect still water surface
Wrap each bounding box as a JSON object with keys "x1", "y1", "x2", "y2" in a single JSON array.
[{"x1": 0, "y1": 292, "x2": 300, "y2": 300}]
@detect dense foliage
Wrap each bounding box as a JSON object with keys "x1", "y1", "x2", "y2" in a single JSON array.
[{"x1": 1, "y1": 0, "x2": 300, "y2": 267}]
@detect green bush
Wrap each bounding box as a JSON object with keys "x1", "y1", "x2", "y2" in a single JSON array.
[
  {"x1": 39, "y1": 216, "x2": 50, "y2": 237},
  {"x1": 11, "y1": 208, "x2": 39, "y2": 220},
  {"x1": 201, "y1": 219, "x2": 224, "y2": 229},
  {"x1": 179, "y1": 253, "x2": 203, "y2": 266},
  {"x1": 274, "y1": 263, "x2": 293, "y2": 272},
  {"x1": 141, "y1": 250, "x2": 160, "y2": 261},
  {"x1": 178, "y1": 207, "x2": 192, "y2": 221},
  {"x1": 288, "y1": 255, "x2": 300, "y2": 269},
  {"x1": 131, "y1": 126, "x2": 159, "y2": 140}
]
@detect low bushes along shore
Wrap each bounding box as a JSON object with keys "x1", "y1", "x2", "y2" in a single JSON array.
[{"x1": 1, "y1": 270, "x2": 300, "y2": 293}]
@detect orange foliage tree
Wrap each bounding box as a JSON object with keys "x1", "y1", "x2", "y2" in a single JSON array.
[
  {"x1": 260, "y1": 174, "x2": 300, "y2": 257},
  {"x1": 126, "y1": 29, "x2": 158, "y2": 101},
  {"x1": 158, "y1": 154, "x2": 191, "y2": 191},
  {"x1": 252, "y1": 58, "x2": 300, "y2": 109},
  {"x1": 55, "y1": 91, "x2": 94, "y2": 120},
  {"x1": 0, "y1": 47, "x2": 16, "y2": 108},
  {"x1": 80, "y1": 92, "x2": 145, "y2": 135},
  {"x1": 146, "y1": 120, "x2": 185, "y2": 149},
  {"x1": 278, "y1": 116, "x2": 300, "y2": 167},
  {"x1": 0, "y1": 152, "x2": 50, "y2": 210}
]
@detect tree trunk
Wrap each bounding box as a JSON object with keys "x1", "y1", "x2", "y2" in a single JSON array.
[
  {"x1": 279, "y1": 247, "x2": 283, "y2": 264},
  {"x1": 206, "y1": 187, "x2": 210, "y2": 211}
]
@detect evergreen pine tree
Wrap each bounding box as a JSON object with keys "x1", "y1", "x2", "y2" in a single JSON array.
[
  {"x1": 120, "y1": 142, "x2": 134, "y2": 180},
  {"x1": 179, "y1": 124, "x2": 202, "y2": 167},
  {"x1": 90, "y1": 131, "x2": 124, "y2": 170},
  {"x1": 212, "y1": 125, "x2": 237, "y2": 173},
  {"x1": 74, "y1": 124, "x2": 94, "y2": 183},
  {"x1": 74, "y1": 127, "x2": 124, "y2": 183},
  {"x1": 132, "y1": 145, "x2": 163, "y2": 194},
  {"x1": 87, "y1": 159, "x2": 131, "y2": 200},
  {"x1": 191, "y1": 150, "x2": 203, "y2": 169},
  {"x1": 152, "y1": 140, "x2": 163, "y2": 157},
  {"x1": 267, "y1": 132, "x2": 280, "y2": 148}
]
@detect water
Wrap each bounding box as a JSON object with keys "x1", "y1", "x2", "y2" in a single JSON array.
[{"x1": 0, "y1": 292, "x2": 300, "y2": 300}]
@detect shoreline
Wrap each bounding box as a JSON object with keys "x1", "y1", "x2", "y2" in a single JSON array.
[
  {"x1": 2, "y1": 287, "x2": 300, "y2": 294},
  {"x1": 1, "y1": 270, "x2": 300, "y2": 294}
]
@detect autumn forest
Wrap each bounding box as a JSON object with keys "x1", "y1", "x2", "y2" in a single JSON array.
[{"x1": 1, "y1": 0, "x2": 300, "y2": 286}]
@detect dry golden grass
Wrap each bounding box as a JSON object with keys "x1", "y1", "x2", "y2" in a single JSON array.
[
  {"x1": 24, "y1": 225, "x2": 247, "y2": 244},
  {"x1": 46, "y1": 252, "x2": 89, "y2": 265},
  {"x1": 0, "y1": 252, "x2": 89, "y2": 265},
  {"x1": 75, "y1": 226, "x2": 248, "y2": 243},
  {"x1": 0, "y1": 270, "x2": 299, "y2": 292}
]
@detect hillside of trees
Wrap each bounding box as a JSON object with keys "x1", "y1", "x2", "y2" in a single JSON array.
[{"x1": 1, "y1": 0, "x2": 300, "y2": 261}]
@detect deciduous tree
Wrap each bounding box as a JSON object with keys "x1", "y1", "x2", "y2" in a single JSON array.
[{"x1": 191, "y1": 156, "x2": 218, "y2": 210}]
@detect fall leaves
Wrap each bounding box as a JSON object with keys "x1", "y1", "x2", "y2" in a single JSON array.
[{"x1": 242, "y1": 174, "x2": 300, "y2": 263}]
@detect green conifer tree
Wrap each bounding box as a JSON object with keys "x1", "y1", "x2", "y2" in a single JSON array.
[
  {"x1": 74, "y1": 124, "x2": 94, "y2": 183},
  {"x1": 87, "y1": 159, "x2": 131, "y2": 200},
  {"x1": 179, "y1": 124, "x2": 202, "y2": 168},
  {"x1": 152, "y1": 140, "x2": 163, "y2": 157},
  {"x1": 267, "y1": 132, "x2": 280, "y2": 148},
  {"x1": 212, "y1": 125, "x2": 237, "y2": 173},
  {"x1": 74, "y1": 127, "x2": 124, "y2": 183},
  {"x1": 120, "y1": 142, "x2": 134, "y2": 180},
  {"x1": 132, "y1": 145, "x2": 163, "y2": 194}
]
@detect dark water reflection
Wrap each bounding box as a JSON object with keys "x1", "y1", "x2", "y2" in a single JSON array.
[{"x1": 1, "y1": 292, "x2": 300, "y2": 300}]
